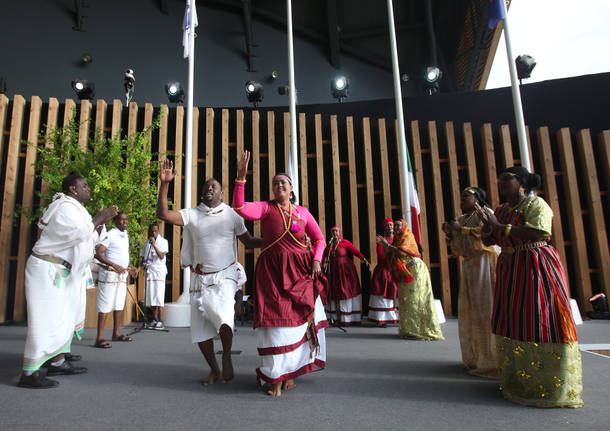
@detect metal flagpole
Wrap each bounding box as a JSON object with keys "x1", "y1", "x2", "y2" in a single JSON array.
[
  {"x1": 386, "y1": 0, "x2": 411, "y2": 227},
  {"x1": 286, "y1": 0, "x2": 299, "y2": 204},
  {"x1": 500, "y1": 0, "x2": 532, "y2": 172},
  {"x1": 180, "y1": 0, "x2": 196, "y2": 301}
]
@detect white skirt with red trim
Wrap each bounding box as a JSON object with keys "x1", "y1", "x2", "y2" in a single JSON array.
[
  {"x1": 367, "y1": 295, "x2": 398, "y2": 324},
  {"x1": 256, "y1": 296, "x2": 328, "y2": 384},
  {"x1": 325, "y1": 296, "x2": 362, "y2": 325}
]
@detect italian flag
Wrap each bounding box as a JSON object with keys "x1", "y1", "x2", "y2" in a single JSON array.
[{"x1": 405, "y1": 149, "x2": 422, "y2": 245}]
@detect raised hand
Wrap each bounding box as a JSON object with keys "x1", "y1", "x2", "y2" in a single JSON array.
[
  {"x1": 159, "y1": 159, "x2": 176, "y2": 184},
  {"x1": 237, "y1": 151, "x2": 251, "y2": 181},
  {"x1": 94, "y1": 205, "x2": 119, "y2": 226},
  {"x1": 376, "y1": 235, "x2": 388, "y2": 246}
]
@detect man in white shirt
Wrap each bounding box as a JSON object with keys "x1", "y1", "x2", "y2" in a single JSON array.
[
  {"x1": 18, "y1": 173, "x2": 117, "y2": 389},
  {"x1": 157, "y1": 159, "x2": 261, "y2": 386},
  {"x1": 139, "y1": 222, "x2": 168, "y2": 329},
  {"x1": 94, "y1": 212, "x2": 138, "y2": 348}
]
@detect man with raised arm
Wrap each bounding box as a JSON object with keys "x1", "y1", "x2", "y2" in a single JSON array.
[
  {"x1": 18, "y1": 173, "x2": 118, "y2": 389},
  {"x1": 157, "y1": 159, "x2": 261, "y2": 386}
]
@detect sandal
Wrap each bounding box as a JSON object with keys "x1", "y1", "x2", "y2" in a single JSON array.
[
  {"x1": 112, "y1": 334, "x2": 133, "y2": 342},
  {"x1": 93, "y1": 339, "x2": 112, "y2": 349}
]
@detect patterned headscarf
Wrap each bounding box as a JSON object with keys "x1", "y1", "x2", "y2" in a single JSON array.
[{"x1": 390, "y1": 219, "x2": 420, "y2": 283}]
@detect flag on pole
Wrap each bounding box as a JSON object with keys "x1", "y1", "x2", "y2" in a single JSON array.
[
  {"x1": 488, "y1": 0, "x2": 506, "y2": 29},
  {"x1": 183, "y1": 0, "x2": 199, "y2": 58},
  {"x1": 405, "y1": 151, "x2": 421, "y2": 245}
]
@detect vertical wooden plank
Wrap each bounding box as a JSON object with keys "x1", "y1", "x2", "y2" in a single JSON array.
[
  {"x1": 536, "y1": 127, "x2": 569, "y2": 286},
  {"x1": 480, "y1": 123, "x2": 499, "y2": 209},
  {"x1": 284, "y1": 112, "x2": 290, "y2": 172},
  {"x1": 157, "y1": 105, "x2": 169, "y2": 237},
  {"x1": 575, "y1": 129, "x2": 610, "y2": 298},
  {"x1": 267, "y1": 111, "x2": 276, "y2": 199},
  {"x1": 94, "y1": 99, "x2": 108, "y2": 138},
  {"x1": 221, "y1": 109, "x2": 229, "y2": 199},
  {"x1": 346, "y1": 116, "x2": 361, "y2": 280},
  {"x1": 205, "y1": 108, "x2": 214, "y2": 179},
  {"x1": 462, "y1": 123, "x2": 478, "y2": 187},
  {"x1": 191, "y1": 107, "x2": 199, "y2": 205},
  {"x1": 0, "y1": 95, "x2": 9, "y2": 162},
  {"x1": 330, "y1": 115, "x2": 342, "y2": 228},
  {"x1": 13, "y1": 96, "x2": 43, "y2": 321},
  {"x1": 362, "y1": 118, "x2": 377, "y2": 269},
  {"x1": 235, "y1": 109, "x2": 245, "y2": 266},
  {"x1": 598, "y1": 131, "x2": 610, "y2": 198},
  {"x1": 556, "y1": 128, "x2": 592, "y2": 310},
  {"x1": 110, "y1": 99, "x2": 123, "y2": 139},
  {"x1": 0, "y1": 95, "x2": 26, "y2": 322},
  {"x1": 410, "y1": 121, "x2": 430, "y2": 267},
  {"x1": 40, "y1": 98, "x2": 59, "y2": 201},
  {"x1": 172, "y1": 106, "x2": 184, "y2": 301},
  {"x1": 499, "y1": 124, "x2": 514, "y2": 170},
  {"x1": 314, "y1": 114, "x2": 326, "y2": 235},
  {"x1": 252, "y1": 111, "x2": 261, "y2": 264},
  {"x1": 137, "y1": 103, "x2": 155, "y2": 302},
  {"x1": 445, "y1": 122, "x2": 462, "y2": 219},
  {"x1": 378, "y1": 118, "x2": 392, "y2": 217},
  {"x1": 78, "y1": 99, "x2": 92, "y2": 151},
  {"x1": 395, "y1": 121, "x2": 406, "y2": 213},
  {"x1": 63, "y1": 99, "x2": 76, "y2": 127},
  {"x1": 428, "y1": 121, "x2": 452, "y2": 315},
  {"x1": 298, "y1": 113, "x2": 309, "y2": 208},
  {"x1": 127, "y1": 102, "x2": 138, "y2": 137}
]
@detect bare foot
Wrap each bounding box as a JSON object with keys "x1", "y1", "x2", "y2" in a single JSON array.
[
  {"x1": 267, "y1": 382, "x2": 282, "y2": 397},
  {"x1": 221, "y1": 354, "x2": 234, "y2": 383},
  {"x1": 200, "y1": 371, "x2": 219, "y2": 387},
  {"x1": 283, "y1": 379, "x2": 296, "y2": 391}
]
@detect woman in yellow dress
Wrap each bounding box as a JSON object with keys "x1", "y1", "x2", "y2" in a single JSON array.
[
  {"x1": 476, "y1": 166, "x2": 583, "y2": 407},
  {"x1": 377, "y1": 219, "x2": 443, "y2": 340},
  {"x1": 443, "y1": 187, "x2": 499, "y2": 378}
]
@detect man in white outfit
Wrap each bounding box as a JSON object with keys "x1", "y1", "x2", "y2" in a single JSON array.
[
  {"x1": 157, "y1": 159, "x2": 260, "y2": 386},
  {"x1": 18, "y1": 173, "x2": 117, "y2": 389},
  {"x1": 139, "y1": 222, "x2": 168, "y2": 329},
  {"x1": 94, "y1": 212, "x2": 138, "y2": 348}
]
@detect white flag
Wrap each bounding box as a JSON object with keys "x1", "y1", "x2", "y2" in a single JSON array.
[{"x1": 182, "y1": 0, "x2": 199, "y2": 58}]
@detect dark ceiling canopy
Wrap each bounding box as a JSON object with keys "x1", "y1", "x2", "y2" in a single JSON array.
[{"x1": 199, "y1": 0, "x2": 505, "y2": 94}]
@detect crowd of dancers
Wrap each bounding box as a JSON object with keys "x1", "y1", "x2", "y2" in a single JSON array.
[{"x1": 16, "y1": 152, "x2": 583, "y2": 407}]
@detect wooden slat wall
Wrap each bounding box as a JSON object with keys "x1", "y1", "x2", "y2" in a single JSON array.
[
  {"x1": 2, "y1": 96, "x2": 610, "y2": 321},
  {"x1": 0, "y1": 95, "x2": 25, "y2": 321}
]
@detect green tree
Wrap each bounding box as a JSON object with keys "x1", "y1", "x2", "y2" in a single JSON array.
[{"x1": 31, "y1": 112, "x2": 165, "y2": 265}]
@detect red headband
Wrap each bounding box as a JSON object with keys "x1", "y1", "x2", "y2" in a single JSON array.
[{"x1": 383, "y1": 218, "x2": 394, "y2": 225}]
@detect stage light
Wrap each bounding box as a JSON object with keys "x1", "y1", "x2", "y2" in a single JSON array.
[
  {"x1": 164, "y1": 81, "x2": 184, "y2": 104},
  {"x1": 423, "y1": 66, "x2": 442, "y2": 95},
  {"x1": 71, "y1": 79, "x2": 95, "y2": 100},
  {"x1": 425, "y1": 67, "x2": 441, "y2": 83},
  {"x1": 331, "y1": 76, "x2": 349, "y2": 102},
  {"x1": 516, "y1": 54, "x2": 536, "y2": 82},
  {"x1": 245, "y1": 80, "x2": 263, "y2": 107},
  {"x1": 81, "y1": 53, "x2": 92, "y2": 65}
]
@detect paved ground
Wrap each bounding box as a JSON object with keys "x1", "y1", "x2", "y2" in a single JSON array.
[{"x1": 1, "y1": 318, "x2": 608, "y2": 431}]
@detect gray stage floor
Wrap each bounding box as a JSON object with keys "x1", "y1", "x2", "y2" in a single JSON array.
[{"x1": 1, "y1": 318, "x2": 609, "y2": 431}]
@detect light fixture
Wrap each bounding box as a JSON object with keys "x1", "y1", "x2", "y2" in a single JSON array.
[
  {"x1": 516, "y1": 54, "x2": 536, "y2": 83},
  {"x1": 71, "y1": 79, "x2": 95, "y2": 100},
  {"x1": 423, "y1": 66, "x2": 442, "y2": 95},
  {"x1": 331, "y1": 76, "x2": 349, "y2": 102},
  {"x1": 164, "y1": 81, "x2": 184, "y2": 104},
  {"x1": 81, "y1": 53, "x2": 92, "y2": 65},
  {"x1": 245, "y1": 80, "x2": 264, "y2": 107},
  {"x1": 271, "y1": 70, "x2": 279, "y2": 79}
]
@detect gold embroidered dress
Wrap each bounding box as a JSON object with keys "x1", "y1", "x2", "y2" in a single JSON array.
[
  {"x1": 449, "y1": 209, "x2": 499, "y2": 378},
  {"x1": 491, "y1": 196, "x2": 583, "y2": 408}
]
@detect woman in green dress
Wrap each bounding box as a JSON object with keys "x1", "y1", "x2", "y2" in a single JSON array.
[
  {"x1": 377, "y1": 219, "x2": 443, "y2": 340},
  {"x1": 476, "y1": 166, "x2": 583, "y2": 408}
]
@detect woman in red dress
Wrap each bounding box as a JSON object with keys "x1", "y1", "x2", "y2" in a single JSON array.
[
  {"x1": 368, "y1": 218, "x2": 398, "y2": 326},
  {"x1": 232, "y1": 151, "x2": 328, "y2": 397},
  {"x1": 323, "y1": 226, "x2": 370, "y2": 325}
]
